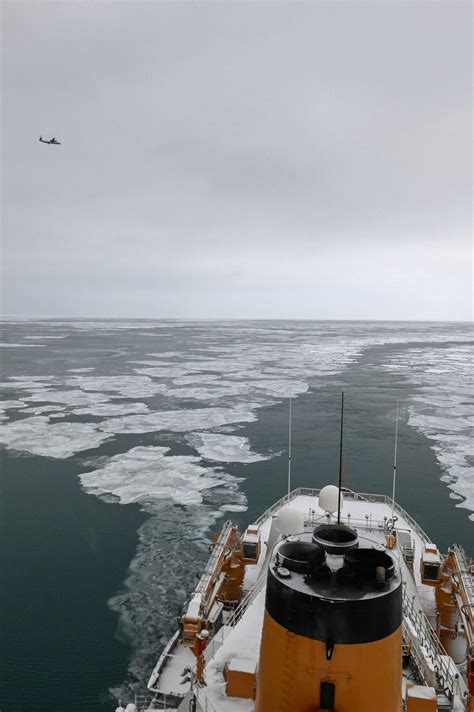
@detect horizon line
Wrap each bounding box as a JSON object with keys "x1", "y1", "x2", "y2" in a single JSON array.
[{"x1": 1, "y1": 315, "x2": 472, "y2": 324}]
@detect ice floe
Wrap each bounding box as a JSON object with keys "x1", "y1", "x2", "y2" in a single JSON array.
[
  {"x1": 0, "y1": 342, "x2": 46, "y2": 348},
  {"x1": 80, "y1": 446, "x2": 234, "y2": 505},
  {"x1": 0, "y1": 399, "x2": 27, "y2": 411},
  {"x1": 21, "y1": 405, "x2": 66, "y2": 415},
  {"x1": 144, "y1": 351, "x2": 183, "y2": 358},
  {"x1": 219, "y1": 504, "x2": 249, "y2": 512},
  {"x1": 21, "y1": 389, "x2": 110, "y2": 407},
  {"x1": 133, "y1": 366, "x2": 199, "y2": 379},
  {"x1": 99, "y1": 406, "x2": 258, "y2": 434},
  {"x1": 1, "y1": 377, "x2": 56, "y2": 390},
  {"x1": 71, "y1": 402, "x2": 150, "y2": 417},
  {"x1": 0, "y1": 416, "x2": 112, "y2": 458},
  {"x1": 186, "y1": 432, "x2": 270, "y2": 463},
  {"x1": 172, "y1": 374, "x2": 221, "y2": 385},
  {"x1": 65, "y1": 375, "x2": 168, "y2": 399}
]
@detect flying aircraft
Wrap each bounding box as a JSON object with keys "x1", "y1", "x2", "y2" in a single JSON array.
[{"x1": 39, "y1": 136, "x2": 61, "y2": 145}]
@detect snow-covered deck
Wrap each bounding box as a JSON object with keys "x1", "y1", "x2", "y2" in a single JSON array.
[
  {"x1": 150, "y1": 487, "x2": 468, "y2": 711},
  {"x1": 196, "y1": 489, "x2": 440, "y2": 710},
  {"x1": 246, "y1": 489, "x2": 437, "y2": 619}
]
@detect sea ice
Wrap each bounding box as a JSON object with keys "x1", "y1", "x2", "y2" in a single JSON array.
[
  {"x1": 21, "y1": 405, "x2": 66, "y2": 415},
  {"x1": 65, "y1": 375, "x2": 168, "y2": 398},
  {"x1": 21, "y1": 388, "x2": 110, "y2": 407},
  {"x1": 187, "y1": 432, "x2": 271, "y2": 463},
  {"x1": 383, "y1": 343, "x2": 474, "y2": 517},
  {"x1": 0, "y1": 399, "x2": 27, "y2": 411},
  {"x1": 219, "y1": 504, "x2": 249, "y2": 512},
  {"x1": 133, "y1": 366, "x2": 199, "y2": 378},
  {"x1": 0, "y1": 416, "x2": 112, "y2": 458},
  {"x1": 99, "y1": 406, "x2": 258, "y2": 435},
  {"x1": 79, "y1": 446, "x2": 233, "y2": 506},
  {"x1": 0, "y1": 343, "x2": 46, "y2": 348},
  {"x1": 71, "y1": 402, "x2": 150, "y2": 417},
  {"x1": 172, "y1": 375, "x2": 221, "y2": 385}
]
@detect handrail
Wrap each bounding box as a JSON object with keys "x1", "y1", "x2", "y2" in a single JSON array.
[
  {"x1": 402, "y1": 584, "x2": 468, "y2": 701},
  {"x1": 204, "y1": 570, "x2": 268, "y2": 661},
  {"x1": 147, "y1": 628, "x2": 181, "y2": 691},
  {"x1": 194, "y1": 682, "x2": 222, "y2": 712},
  {"x1": 253, "y1": 487, "x2": 432, "y2": 545},
  {"x1": 453, "y1": 544, "x2": 474, "y2": 650},
  {"x1": 195, "y1": 520, "x2": 234, "y2": 597},
  {"x1": 226, "y1": 570, "x2": 267, "y2": 629}
]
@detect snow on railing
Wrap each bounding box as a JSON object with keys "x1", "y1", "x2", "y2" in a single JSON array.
[
  {"x1": 453, "y1": 544, "x2": 474, "y2": 602},
  {"x1": 402, "y1": 583, "x2": 468, "y2": 703},
  {"x1": 147, "y1": 629, "x2": 181, "y2": 691},
  {"x1": 453, "y1": 544, "x2": 474, "y2": 651},
  {"x1": 194, "y1": 683, "x2": 222, "y2": 712},
  {"x1": 204, "y1": 570, "x2": 268, "y2": 662},
  {"x1": 226, "y1": 570, "x2": 267, "y2": 629},
  {"x1": 253, "y1": 486, "x2": 432, "y2": 545}
]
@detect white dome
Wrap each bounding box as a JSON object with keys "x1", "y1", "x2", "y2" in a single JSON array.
[
  {"x1": 276, "y1": 506, "x2": 304, "y2": 535},
  {"x1": 319, "y1": 485, "x2": 342, "y2": 514}
]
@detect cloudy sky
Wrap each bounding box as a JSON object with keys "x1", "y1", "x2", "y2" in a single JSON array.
[{"x1": 2, "y1": 1, "x2": 472, "y2": 320}]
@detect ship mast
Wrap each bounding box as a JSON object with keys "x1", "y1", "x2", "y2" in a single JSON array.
[
  {"x1": 337, "y1": 391, "x2": 344, "y2": 524},
  {"x1": 287, "y1": 392, "x2": 292, "y2": 502},
  {"x1": 391, "y1": 399, "x2": 399, "y2": 519}
]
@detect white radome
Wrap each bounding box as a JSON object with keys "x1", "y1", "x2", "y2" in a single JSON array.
[
  {"x1": 276, "y1": 506, "x2": 305, "y2": 535},
  {"x1": 319, "y1": 485, "x2": 343, "y2": 514}
]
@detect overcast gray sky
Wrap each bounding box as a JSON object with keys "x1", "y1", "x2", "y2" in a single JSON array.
[{"x1": 2, "y1": 1, "x2": 472, "y2": 320}]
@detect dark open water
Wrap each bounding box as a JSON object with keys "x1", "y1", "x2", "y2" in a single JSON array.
[{"x1": 0, "y1": 320, "x2": 472, "y2": 711}]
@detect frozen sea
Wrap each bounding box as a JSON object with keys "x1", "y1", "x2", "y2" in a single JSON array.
[{"x1": 0, "y1": 319, "x2": 472, "y2": 711}]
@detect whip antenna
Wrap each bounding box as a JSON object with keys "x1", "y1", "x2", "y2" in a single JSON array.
[
  {"x1": 391, "y1": 399, "x2": 399, "y2": 519},
  {"x1": 337, "y1": 392, "x2": 344, "y2": 524},
  {"x1": 287, "y1": 392, "x2": 292, "y2": 502}
]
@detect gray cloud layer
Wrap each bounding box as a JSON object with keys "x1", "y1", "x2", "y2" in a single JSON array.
[{"x1": 2, "y1": 1, "x2": 472, "y2": 319}]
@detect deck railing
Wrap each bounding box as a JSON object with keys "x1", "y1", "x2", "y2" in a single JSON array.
[
  {"x1": 147, "y1": 629, "x2": 181, "y2": 692},
  {"x1": 194, "y1": 683, "x2": 222, "y2": 712},
  {"x1": 453, "y1": 544, "x2": 474, "y2": 650},
  {"x1": 401, "y1": 583, "x2": 468, "y2": 703},
  {"x1": 253, "y1": 486, "x2": 432, "y2": 545}
]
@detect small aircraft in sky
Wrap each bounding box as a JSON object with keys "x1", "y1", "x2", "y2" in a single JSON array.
[{"x1": 39, "y1": 135, "x2": 61, "y2": 145}]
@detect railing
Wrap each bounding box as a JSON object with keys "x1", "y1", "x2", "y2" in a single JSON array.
[
  {"x1": 195, "y1": 520, "x2": 234, "y2": 597},
  {"x1": 118, "y1": 693, "x2": 170, "y2": 711},
  {"x1": 252, "y1": 487, "x2": 369, "y2": 528},
  {"x1": 204, "y1": 570, "x2": 268, "y2": 662},
  {"x1": 252, "y1": 486, "x2": 432, "y2": 545},
  {"x1": 147, "y1": 629, "x2": 181, "y2": 691},
  {"x1": 453, "y1": 544, "x2": 474, "y2": 651},
  {"x1": 226, "y1": 570, "x2": 267, "y2": 628},
  {"x1": 401, "y1": 583, "x2": 468, "y2": 703},
  {"x1": 194, "y1": 683, "x2": 222, "y2": 712}
]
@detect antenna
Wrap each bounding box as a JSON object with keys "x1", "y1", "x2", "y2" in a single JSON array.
[
  {"x1": 287, "y1": 392, "x2": 292, "y2": 502},
  {"x1": 337, "y1": 392, "x2": 344, "y2": 524},
  {"x1": 391, "y1": 399, "x2": 399, "y2": 519}
]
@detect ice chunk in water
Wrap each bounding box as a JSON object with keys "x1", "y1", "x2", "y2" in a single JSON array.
[{"x1": 186, "y1": 432, "x2": 270, "y2": 463}]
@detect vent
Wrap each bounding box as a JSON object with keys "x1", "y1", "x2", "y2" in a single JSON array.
[{"x1": 312, "y1": 524, "x2": 359, "y2": 555}]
